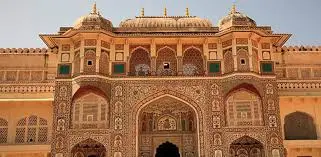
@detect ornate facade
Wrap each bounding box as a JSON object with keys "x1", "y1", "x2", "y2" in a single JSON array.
[{"x1": 0, "y1": 3, "x2": 321, "y2": 157}]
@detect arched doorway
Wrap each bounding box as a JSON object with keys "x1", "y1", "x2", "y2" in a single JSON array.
[
  {"x1": 138, "y1": 96, "x2": 198, "y2": 157},
  {"x1": 229, "y1": 136, "x2": 264, "y2": 157},
  {"x1": 156, "y1": 141, "x2": 180, "y2": 157},
  {"x1": 71, "y1": 139, "x2": 106, "y2": 157}
]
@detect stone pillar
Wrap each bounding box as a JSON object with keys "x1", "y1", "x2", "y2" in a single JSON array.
[
  {"x1": 177, "y1": 56, "x2": 183, "y2": 75},
  {"x1": 232, "y1": 38, "x2": 237, "y2": 71},
  {"x1": 109, "y1": 39, "x2": 115, "y2": 75},
  {"x1": 80, "y1": 39, "x2": 85, "y2": 73},
  {"x1": 151, "y1": 39, "x2": 157, "y2": 75},
  {"x1": 151, "y1": 57, "x2": 157, "y2": 75},
  {"x1": 203, "y1": 39, "x2": 209, "y2": 75},
  {"x1": 218, "y1": 40, "x2": 224, "y2": 74},
  {"x1": 124, "y1": 39, "x2": 130, "y2": 75},
  {"x1": 177, "y1": 39, "x2": 183, "y2": 75},
  {"x1": 96, "y1": 38, "x2": 101, "y2": 73},
  {"x1": 70, "y1": 42, "x2": 75, "y2": 75},
  {"x1": 248, "y1": 39, "x2": 254, "y2": 71},
  {"x1": 258, "y1": 40, "x2": 262, "y2": 74}
]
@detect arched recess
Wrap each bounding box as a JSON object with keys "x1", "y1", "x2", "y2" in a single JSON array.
[
  {"x1": 0, "y1": 118, "x2": 8, "y2": 143},
  {"x1": 182, "y1": 47, "x2": 204, "y2": 76},
  {"x1": 284, "y1": 111, "x2": 317, "y2": 140},
  {"x1": 73, "y1": 51, "x2": 81, "y2": 75},
  {"x1": 224, "y1": 83, "x2": 263, "y2": 127},
  {"x1": 230, "y1": 136, "x2": 264, "y2": 157},
  {"x1": 99, "y1": 50, "x2": 109, "y2": 75},
  {"x1": 71, "y1": 138, "x2": 106, "y2": 157},
  {"x1": 156, "y1": 47, "x2": 177, "y2": 76},
  {"x1": 252, "y1": 48, "x2": 259, "y2": 73},
  {"x1": 237, "y1": 49, "x2": 250, "y2": 72},
  {"x1": 129, "y1": 47, "x2": 151, "y2": 76},
  {"x1": 223, "y1": 50, "x2": 233, "y2": 74},
  {"x1": 133, "y1": 91, "x2": 203, "y2": 157},
  {"x1": 71, "y1": 86, "x2": 109, "y2": 129}
]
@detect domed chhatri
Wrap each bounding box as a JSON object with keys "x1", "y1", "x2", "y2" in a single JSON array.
[
  {"x1": 218, "y1": 4, "x2": 256, "y2": 30},
  {"x1": 119, "y1": 8, "x2": 212, "y2": 28},
  {"x1": 73, "y1": 3, "x2": 113, "y2": 31}
]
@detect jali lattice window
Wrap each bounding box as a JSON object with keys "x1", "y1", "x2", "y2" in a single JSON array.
[
  {"x1": 15, "y1": 115, "x2": 48, "y2": 144},
  {"x1": 72, "y1": 93, "x2": 109, "y2": 129},
  {"x1": 129, "y1": 48, "x2": 151, "y2": 76},
  {"x1": 182, "y1": 47, "x2": 204, "y2": 76},
  {"x1": 226, "y1": 90, "x2": 263, "y2": 127},
  {"x1": 0, "y1": 118, "x2": 8, "y2": 144}
]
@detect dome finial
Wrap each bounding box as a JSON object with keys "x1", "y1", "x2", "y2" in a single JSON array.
[
  {"x1": 185, "y1": 8, "x2": 190, "y2": 16},
  {"x1": 230, "y1": 3, "x2": 236, "y2": 14},
  {"x1": 164, "y1": 7, "x2": 167, "y2": 16},
  {"x1": 92, "y1": 1, "x2": 97, "y2": 14},
  {"x1": 141, "y1": 8, "x2": 145, "y2": 16}
]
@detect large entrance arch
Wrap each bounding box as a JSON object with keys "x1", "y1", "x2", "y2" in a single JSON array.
[
  {"x1": 71, "y1": 139, "x2": 106, "y2": 157},
  {"x1": 137, "y1": 95, "x2": 199, "y2": 157}
]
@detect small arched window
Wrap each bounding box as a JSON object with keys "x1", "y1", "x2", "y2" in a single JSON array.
[
  {"x1": 223, "y1": 50, "x2": 233, "y2": 74},
  {"x1": 83, "y1": 49, "x2": 96, "y2": 74},
  {"x1": 284, "y1": 111, "x2": 317, "y2": 140},
  {"x1": 0, "y1": 118, "x2": 8, "y2": 143},
  {"x1": 15, "y1": 115, "x2": 48, "y2": 143},
  {"x1": 237, "y1": 49, "x2": 250, "y2": 72}
]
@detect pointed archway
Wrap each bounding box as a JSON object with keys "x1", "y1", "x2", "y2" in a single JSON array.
[
  {"x1": 229, "y1": 136, "x2": 264, "y2": 157},
  {"x1": 71, "y1": 139, "x2": 106, "y2": 157},
  {"x1": 156, "y1": 141, "x2": 180, "y2": 157}
]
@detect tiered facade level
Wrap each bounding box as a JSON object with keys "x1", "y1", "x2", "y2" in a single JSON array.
[{"x1": 0, "y1": 4, "x2": 320, "y2": 157}]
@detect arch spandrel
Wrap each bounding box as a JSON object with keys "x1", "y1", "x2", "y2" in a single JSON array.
[{"x1": 131, "y1": 90, "x2": 204, "y2": 117}]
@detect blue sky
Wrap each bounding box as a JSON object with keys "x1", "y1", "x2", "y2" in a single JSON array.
[{"x1": 0, "y1": 0, "x2": 320, "y2": 48}]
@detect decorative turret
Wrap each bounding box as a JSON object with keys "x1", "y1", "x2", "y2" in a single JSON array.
[
  {"x1": 73, "y1": 2, "x2": 113, "y2": 31},
  {"x1": 185, "y1": 8, "x2": 190, "y2": 16},
  {"x1": 218, "y1": 4, "x2": 256, "y2": 31}
]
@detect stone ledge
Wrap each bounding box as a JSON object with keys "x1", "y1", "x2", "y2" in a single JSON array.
[
  {"x1": 284, "y1": 140, "x2": 321, "y2": 148},
  {"x1": 0, "y1": 144, "x2": 50, "y2": 152}
]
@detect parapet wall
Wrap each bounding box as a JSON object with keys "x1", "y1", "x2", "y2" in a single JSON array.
[{"x1": 0, "y1": 48, "x2": 58, "y2": 54}]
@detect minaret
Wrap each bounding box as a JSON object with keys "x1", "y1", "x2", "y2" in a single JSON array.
[
  {"x1": 141, "y1": 8, "x2": 145, "y2": 16},
  {"x1": 164, "y1": 7, "x2": 167, "y2": 16},
  {"x1": 230, "y1": 3, "x2": 236, "y2": 14},
  {"x1": 185, "y1": 8, "x2": 190, "y2": 16}
]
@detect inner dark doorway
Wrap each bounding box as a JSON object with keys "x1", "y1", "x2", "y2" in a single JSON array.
[
  {"x1": 88, "y1": 155, "x2": 96, "y2": 157},
  {"x1": 156, "y1": 141, "x2": 180, "y2": 157}
]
